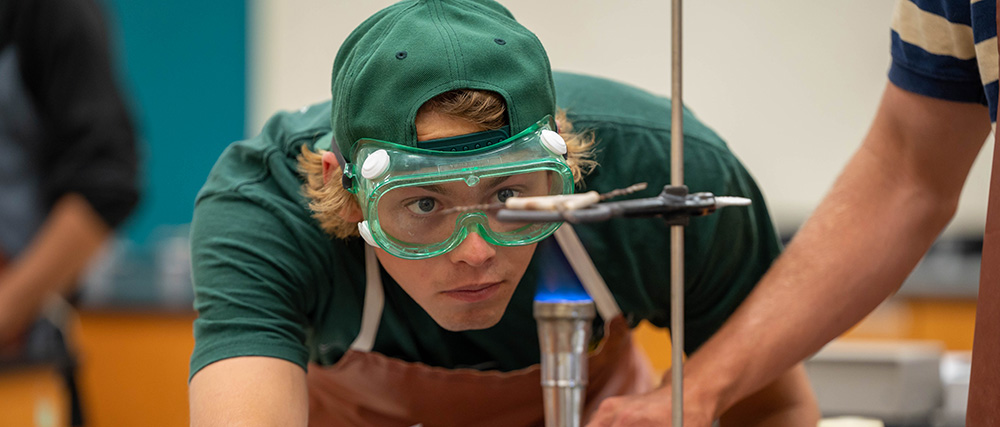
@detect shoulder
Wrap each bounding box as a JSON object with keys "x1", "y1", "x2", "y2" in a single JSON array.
[
  {"x1": 553, "y1": 71, "x2": 729, "y2": 153},
  {"x1": 194, "y1": 101, "x2": 338, "y2": 268},
  {"x1": 198, "y1": 100, "x2": 333, "y2": 201},
  {"x1": 554, "y1": 71, "x2": 671, "y2": 128},
  {"x1": 552, "y1": 72, "x2": 744, "y2": 196},
  {"x1": 4, "y1": 0, "x2": 108, "y2": 49}
]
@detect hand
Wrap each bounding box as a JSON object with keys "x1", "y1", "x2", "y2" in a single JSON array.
[
  {"x1": 0, "y1": 287, "x2": 30, "y2": 357},
  {"x1": 0, "y1": 194, "x2": 110, "y2": 352},
  {"x1": 586, "y1": 386, "x2": 716, "y2": 427}
]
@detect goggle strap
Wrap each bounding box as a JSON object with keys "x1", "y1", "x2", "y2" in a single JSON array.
[
  {"x1": 325, "y1": 135, "x2": 356, "y2": 190},
  {"x1": 416, "y1": 125, "x2": 511, "y2": 152}
]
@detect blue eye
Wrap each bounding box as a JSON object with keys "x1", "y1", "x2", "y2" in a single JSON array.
[
  {"x1": 406, "y1": 197, "x2": 438, "y2": 215},
  {"x1": 497, "y1": 188, "x2": 519, "y2": 203}
]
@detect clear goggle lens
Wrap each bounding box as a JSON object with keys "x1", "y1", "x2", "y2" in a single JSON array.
[
  {"x1": 352, "y1": 116, "x2": 572, "y2": 259},
  {"x1": 374, "y1": 170, "x2": 564, "y2": 255}
]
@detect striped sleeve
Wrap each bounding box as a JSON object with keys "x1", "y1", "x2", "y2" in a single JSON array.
[
  {"x1": 970, "y1": 0, "x2": 997, "y2": 122},
  {"x1": 888, "y1": 0, "x2": 990, "y2": 106}
]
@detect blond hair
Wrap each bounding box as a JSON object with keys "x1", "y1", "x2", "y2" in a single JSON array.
[{"x1": 298, "y1": 90, "x2": 597, "y2": 239}]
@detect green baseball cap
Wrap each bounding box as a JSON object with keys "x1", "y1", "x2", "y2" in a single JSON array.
[{"x1": 330, "y1": 0, "x2": 557, "y2": 162}]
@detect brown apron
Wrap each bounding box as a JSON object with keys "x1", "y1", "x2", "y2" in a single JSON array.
[
  {"x1": 306, "y1": 226, "x2": 656, "y2": 426},
  {"x1": 967, "y1": 28, "x2": 1000, "y2": 424}
]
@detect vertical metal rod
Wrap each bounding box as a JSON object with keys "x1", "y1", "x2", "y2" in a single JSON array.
[{"x1": 670, "y1": 0, "x2": 685, "y2": 426}]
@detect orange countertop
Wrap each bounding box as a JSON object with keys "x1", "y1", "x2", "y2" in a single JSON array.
[{"x1": 0, "y1": 296, "x2": 975, "y2": 427}]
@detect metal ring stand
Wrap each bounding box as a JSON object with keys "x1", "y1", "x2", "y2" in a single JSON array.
[{"x1": 670, "y1": 1, "x2": 686, "y2": 425}]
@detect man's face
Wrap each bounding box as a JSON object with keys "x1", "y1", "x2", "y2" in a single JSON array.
[{"x1": 372, "y1": 111, "x2": 537, "y2": 331}]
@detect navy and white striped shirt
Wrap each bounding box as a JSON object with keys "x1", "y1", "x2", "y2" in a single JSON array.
[{"x1": 889, "y1": 0, "x2": 998, "y2": 124}]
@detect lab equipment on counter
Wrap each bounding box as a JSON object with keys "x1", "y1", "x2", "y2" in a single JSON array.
[
  {"x1": 508, "y1": 183, "x2": 751, "y2": 427},
  {"x1": 493, "y1": 183, "x2": 749, "y2": 225},
  {"x1": 535, "y1": 299, "x2": 595, "y2": 427},
  {"x1": 534, "y1": 236, "x2": 595, "y2": 427},
  {"x1": 805, "y1": 339, "x2": 944, "y2": 425}
]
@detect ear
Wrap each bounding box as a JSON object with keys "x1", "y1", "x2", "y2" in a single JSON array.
[{"x1": 321, "y1": 151, "x2": 339, "y2": 184}]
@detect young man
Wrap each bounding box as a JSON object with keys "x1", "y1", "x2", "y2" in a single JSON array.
[{"x1": 188, "y1": 1, "x2": 818, "y2": 425}]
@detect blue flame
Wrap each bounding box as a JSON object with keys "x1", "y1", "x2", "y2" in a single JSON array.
[{"x1": 534, "y1": 237, "x2": 593, "y2": 303}]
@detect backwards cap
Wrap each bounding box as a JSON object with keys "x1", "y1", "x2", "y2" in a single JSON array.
[{"x1": 330, "y1": 0, "x2": 556, "y2": 162}]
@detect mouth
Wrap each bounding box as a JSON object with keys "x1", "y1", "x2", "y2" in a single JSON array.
[{"x1": 441, "y1": 281, "x2": 502, "y2": 303}]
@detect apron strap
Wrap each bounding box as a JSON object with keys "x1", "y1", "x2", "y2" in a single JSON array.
[
  {"x1": 553, "y1": 225, "x2": 623, "y2": 320},
  {"x1": 350, "y1": 226, "x2": 623, "y2": 352},
  {"x1": 350, "y1": 245, "x2": 384, "y2": 352}
]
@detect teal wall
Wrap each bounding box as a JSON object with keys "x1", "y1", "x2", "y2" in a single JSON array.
[{"x1": 102, "y1": 0, "x2": 247, "y2": 243}]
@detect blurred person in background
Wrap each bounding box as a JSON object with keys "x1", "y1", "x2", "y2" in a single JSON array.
[{"x1": 0, "y1": 0, "x2": 139, "y2": 425}]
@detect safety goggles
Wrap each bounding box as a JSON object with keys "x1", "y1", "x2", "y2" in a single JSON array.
[{"x1": 345, "y1": 116, "x2": 574, "y2": 260}]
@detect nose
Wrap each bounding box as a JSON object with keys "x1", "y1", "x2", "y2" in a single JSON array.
[{"x1": 448, "y1": 231, "x2": 496, "y2": 266}]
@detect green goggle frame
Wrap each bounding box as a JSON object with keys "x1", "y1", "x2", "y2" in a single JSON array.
[{"x1": 346, "y1": 116, "x2": 574, "y2": 259}]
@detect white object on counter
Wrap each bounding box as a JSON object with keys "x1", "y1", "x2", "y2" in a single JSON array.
[
  {"x1": 805, "y1": 339, "x2": 943, "y2": 424},
  {"x1": 935, "y1": 351, "x2": 971, "y2": 427},
  {"x1": 818, "y1": 416, "x2": 885, "y2": 427}
]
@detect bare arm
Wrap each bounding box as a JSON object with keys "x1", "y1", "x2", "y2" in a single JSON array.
[
  {"x1": 719, "y1": 363, "x2": 818, "y2": 426},
  {"x1": 685, "y1": 82, "x2": 993, "y2": 417},
  {"x1": 189, "y1": 356, "x2": 308, "y2": 426},
  {"x1": 0, "y1": 193, "x2": 110, "y2": 346}
]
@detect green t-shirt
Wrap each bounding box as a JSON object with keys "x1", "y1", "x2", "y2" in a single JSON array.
[{"x1": 189, "y1": 71, "x2": 781, "y2": 378}]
